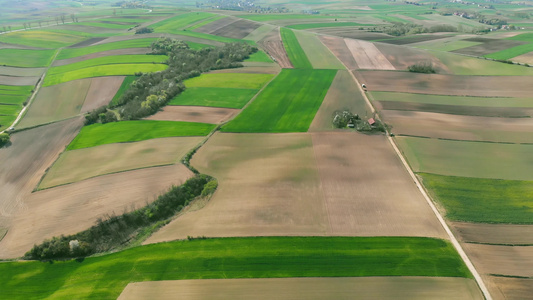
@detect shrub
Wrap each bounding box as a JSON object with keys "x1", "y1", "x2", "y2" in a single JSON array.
[
  {"x1": 408, "y1": 62, "x2": 436, "y2": 74},
  {"x1": 0, "y1": 133, "x2": 10, "y2": 148},
  {"x1": 135, "y1": 27, "x2": 153, "y2": 34}
]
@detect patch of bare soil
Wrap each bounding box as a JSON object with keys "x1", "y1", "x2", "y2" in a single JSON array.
[
  {"x1": 258, "y1": 27, "x2": 293, "y2": 68},
  {"x1": 381, "y1": 110, "x2": 533, "y2": 143},
  {"x1": 452, "y1": 222, "x2": 533, "y2": 245},
  {"x1": 311, "y1": 132, "x2": 446, "y2": 238},
  {"x1": 487, "y1": 276, "x2": 533, "y2": 300},
  {"x1": 318, "y1": 35, "x2": 358, "y2": 70},
  {"x1": 52, "y1": 48, "x2": 151, "y2": 66},
  {"x1": 452, "y1": 38, "x2": 527, "y2": 56},
  {"x1": 118, "y1": 277, "x2": 482, "y2": 300},
  {"x1": 344, "y1": 39, "x2": 395, "y2": 70},
  {"x1": 67, "y1": 37, "x2": 107, "y2": 48},
  {"x1": 0, "y1": 164, "x2": 193, "y2": 258},
  {"x1": 0, "y1": 75, "x2": 39, "y2": 86},
  {"x1": 211, "y1": 19, "x2": 261, "y2": 39},
  {"x1": 80, "y1": 76, "x2": 125, "y2": 113},
  {"x1": 356, "y1": 70, "x2": 533, "y2": 98},
  {"x1": 146, "y1": 106, "x2": 240, "y2": 124},
  {"x1": 512, "y1": 51, "x2": 533, "y2": 64},
  {"x1": 194, "y1": 17, "x2": 239, "y2": 34},
  {"x1": 0, "y1": 118, "x2": 83, "y2": 256},
  {"x1": 463, "y1": 243, "x2": 533, "y2": 277},
  {"x1": 144, "y1": 132, "x2": 328, "y2": 244},
  {"x1": 374, "y1": 42, "x2": 450, "y2": 73}
]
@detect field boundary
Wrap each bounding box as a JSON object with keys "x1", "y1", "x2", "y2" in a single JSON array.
[{"x1": 345, "y1": 69, "x2": 492, "y2": 298}]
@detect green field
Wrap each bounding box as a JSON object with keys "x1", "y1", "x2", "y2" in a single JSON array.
[
  {"x1": 431, "y1": 51, "x2": 533, "y2": 75},
  {"x1": 280, "y1": 28, "x2": 313, "y2": 69},
  {"x1": 0, "y1": 115, "x2": 16, "y2": 129},
  {"x1": 73, "y1": 21, "x2": 134, "y2": 29},
  {"x1": 43, "y1": 63, "x2": 168, "y2": 86},
  {"x1": 151, "y1": 12, "x2": 215, "y2": 33},
  {"x1": 184, "y1": 73, "x2": 274, "y2": 89},
  {"x1": 0, "y1": 30, "x2": 86, "y2": 48},
  {"x1": 0, "y1": 236, "x2": 471, "y2": 299},
  {"x1": 188, "y1": 15, "x2": 226, "y2": 30},
  {"x1": 294, "y1": 30, "x2": 345, "y2": 69},
  {"x1": 0, "y1": 104, "x2": 21, "y2": 115},
  {"x1": 222, "y1": 69, "x2": 336, "y2": 133},
  {"x1": 169, "y1": 87, "x2": 258, "y2": 108},
  {"x1": 56, "y1": 38, "x2": 157, "y2": 60},
  {"x1": 370, "y1": 92, "x2": 533, "y2": 108},
  {"x1": 240, "y1": 14, "x2": 334, "y2": 22},
  {"x1": 420, "y1": 173, "x2": 533, "y2": 224},
  {"x1": 0, "y1": 85, "x2": 33, "y2": 93},
  {"x1": 508, "y1": 32, "x2": 533, "y2": 42},
  {"x1": 246, "y1": 50, "x2": 273, "y2": 62},
  {"x1": 396, "y1": 136, "x2": 533, "y2": 181},
  {"x1": 415, "y1": 40, "x2": 481, "y2": 52},
  {"x1": 287, "y1": 22, "x2": 373, "y2": 30},
  {"x1": 67, "y1": 120, "x2": 215, "y2": 150},
  {"x1": 0, "y1": 49, "x2": 56, "y2": 68},
  {"x1": 48, "y1": 55, "x2": 168, "y2": 75},
  {"x1": 484, "y1": 43, "x2": 533, "y2": 61},
  {"x1": 175, "y1": 30, "x2": 253, "y2": 44},
  {"x1": 110, "y1": 76, "x2": 136, "y2": 106},
  {"x1": 0, "y1": 94, "x2": 28, "y2": 105}
]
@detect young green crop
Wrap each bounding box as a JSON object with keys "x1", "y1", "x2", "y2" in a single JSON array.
[
  {"x1": 67, "y1": 120, "x2": 215, "y2": 150},
  {"x1": 280, "y1": 28, "x2": 313, "y2": 69},
  {"x1": 110, "y1": 76, "x2": 137, "y2": 106},
  {"x1": 184, "y1": 73, "x2": 274, "y2": 89},
  {"x1": 56, "y1": 38, "x2": 157, "y2": 60},
  {"x1": 169, "y1": 87, "x2": 258, "y2": 108},
  {"x1": 48, "y1": 55, "x2": 168, "y2": 75},
  {"x1": 222, "y1": 69, "x2": 336, "y2": 133},
  {"x1": 420, "y1": 173, "x2": 533, "y2": 224},
  {"x1": 0, "y1": 49, "x2": 56, "y2": 67},
  {"x1": 0, "y1": 237, "x2": 471, "y2": 299}
]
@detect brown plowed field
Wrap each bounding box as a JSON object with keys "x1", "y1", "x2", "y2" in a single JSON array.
[
  {"x1": 53, "y1": 48, "x2": 151, "y2": 66},
  {"x1": 452, "y1": 37, "x2": 526, "y2": 56},
  {"x1": 487, "y1": 276, "x2": 533, "y2": 300},
  {"x1": 145, "y1": 132, "x2": 445, "y2": 244},
  {"x1": 210, "y1": 19, "x2": 261, "y2": 39},
  {"x1": 344, "y1": 39, "x2": 395, "y2": 70},
  {"x1": 0, "y1": 118, "x2": 83, "y2": 257},
  {"x1": 145, "y1": 133, "x2": 328, "y2": 243},
  {"x1": 118, "y1": 277, "x2": 482, "y2": 300},
  {"x1": 145, "y1": 106, "x2": 239, "y2": 124},
  {"x1": 81, "y1": 76, "x2": 125, "y2": 113},
  {"x1": 18, "y1": 78, "x2": 92, "y2": 128},
  {"x1": 0, "y1": 164, "x2": 193, "y2": 258},
  {"x1": 309, "y1": 70, "x2": 370, "y2": 131},
  {"x1": 356, "y1": 70, "x2": 533, "y2": 97},
  {"x1": 377, "y1": 101, "x2": 533, "y2": 118},
  {"x1": 318, "y1": 35, "x2": 358, "y2": 70},
  {"x1": 194, "y1": 17, "x2": 238, "y2": 34},
  {"x1": 0, "y1": 75, "x2": 39, "y2": 86},
  {"x1": 463, "y1": 243, "x2": 533, "y2": 277},
  {"x1": 381, "y1": 110, "x2": 533, "y2": 143},
  {"x1": 258, "y1": 28, "x2": 293, "y2": 68},
  {"x1": 374, "y1": 42, "x2": 450, "y2": 73},
  {"x1": 452, "y1": 222, "x2": 533, "y2": 245},
  {"x1": 311, "y1": 132, "x2": 445, "y2": 238},
  {"x1": 513, "y1": 51, "x2": 533, "y2": 64},
  {"x1": 39, "y1": 136, "x2": 202, "y2": 189}
]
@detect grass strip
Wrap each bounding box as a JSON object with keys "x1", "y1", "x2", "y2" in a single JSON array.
[
  {"x1": 169, "y1": 87, "x2": 258, "y2": 108},
  {"x1": 0, "y1": 236, "x2": 471, "y2": 299},
  {"x1": 43, "y1": 63, "x2": 168, "y2": 86},
  {"x1": 56, "y1": 38, "x2": 157, "y2": 60},
  {"x1": 245, "y1": 50, "x2": 273, "y2": 62},
  {"x1": 280, "y1": 28, "x2": 313, "y2": 69},
  {"x1": 222, "y1": 69, "x2": 336, "y2": 133},
  {"x1": 420, "y1": 173, "x2": 533, "y2": 224},
  {"x1": 110, "y1": 75, "x2": 137, "y2": 106},
  {"x1": 0, "y1": 49, "x2": 56, "y2": 68},
  {"x1": 67, "y1": 120, "x2": 215, "y2": 150}
]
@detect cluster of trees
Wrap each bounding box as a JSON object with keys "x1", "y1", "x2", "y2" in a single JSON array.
[
  {"x1": 135, "y1": 27, "x2": 153, "y2": 34},
  {"x1": 85, "y1": 106, "x2": 118, "y2": 125},
  {"x1": 376, "y1": 23, "x2": 457, "y2": 36},
  {"x1": 0, "y1": 133, "x2": 10, "y2": 148},
  {"x1": 25, "y1": 175, "x2": 217, "y2": 260},
  {"x1": 109, "y1": 38, "x2": 256, "y2": 120},
  {"x1": 408, "y1": 62, "x2": 436, "y2": 74},
  {"x1": 332, "y1": 110, "x2": 385, "y2": 133}
]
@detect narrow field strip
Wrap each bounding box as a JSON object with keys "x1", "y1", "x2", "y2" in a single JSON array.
[
  {"x1": 56, "y1": 38, "x2": 157, "y2": 60},
  {"x1": 151, "y1": 12, "x2": 215, "y2": 34},
  {"x1": 184, "y1": 73, "x2": 274, "y2": 89},
  {"x1": 0, "y1": 30, "x2": 86, "y2": 48},
  {"x1": 43, "y1": 63, "x2": 168, "y2": 86},
  {"x1": 419, "y1": 173, "x2": 533, "y2": 224},
  {"x1": 0, "y1": 94, "x2": 29, "y2": 105},
  {"x1": 110, "y1": 75, "x2": 136, "y2": 106},
  {"x1": 47, "y1": 55, "x2": 168, "y2": 75},
  {"x1": 0, "y1": 49, "x2": 56, "y2": 68},
  {"x1": 222, "y1": 69, "x2": 336, "y2": 133},
  {"x1": 280, "y1": 28, "x2": 313, "y2": 69},
  {"x1": 0, "y1": 237, "x2": 471, "y2": 299},
  {"x1": 169, "y1": 87, "x2": 259, "y2": 108},
  {"x1": 288, "y1": 22, "x2": 374, "y2": 30},
  {"x1": 293, "y1": 30, "x2": 345, "y2": 69},
  {"x1": 67, "y1": 120, "x2": 215, "y2": 150}
]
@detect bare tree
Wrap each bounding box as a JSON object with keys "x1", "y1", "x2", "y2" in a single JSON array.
[{"x1": 60, "y1": 14, "x2": 66, "y2": 24}]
